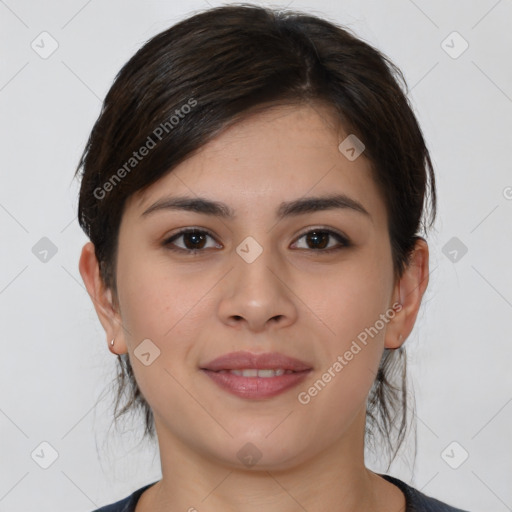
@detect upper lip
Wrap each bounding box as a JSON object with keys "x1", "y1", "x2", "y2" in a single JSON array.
[{"x1": 201, "y1": 351, "x2": 312, "y2": 372}]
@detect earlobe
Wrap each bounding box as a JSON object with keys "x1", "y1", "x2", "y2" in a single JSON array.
[
  {"x1": 384, "y1": 238, "x2": 430, "y2": 350},
  {"x1": 108, "y1": 337, "x2": 123, "y2": 355}
]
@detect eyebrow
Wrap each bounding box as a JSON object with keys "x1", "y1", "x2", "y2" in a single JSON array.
[{"x1": 141, "y1": 193, "x2": 371, "y2": 221}]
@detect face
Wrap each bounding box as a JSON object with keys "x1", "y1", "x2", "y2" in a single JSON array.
[{"x1": 109, "y1": 103, "x2": 400, "y2": 470}]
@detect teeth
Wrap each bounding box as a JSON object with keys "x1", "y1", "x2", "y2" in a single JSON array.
[{"x1": 222, "y1": 368, "x2": 291, "y2": 377}]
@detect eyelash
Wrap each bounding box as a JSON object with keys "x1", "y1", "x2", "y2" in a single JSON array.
[{"x1": 162, "y1": 227, "x2": 351, "y2": 255}]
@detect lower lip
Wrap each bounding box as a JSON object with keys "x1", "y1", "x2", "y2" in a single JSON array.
[{"x1": 201, "y1": 369, "x2": 311, "y2": 399}]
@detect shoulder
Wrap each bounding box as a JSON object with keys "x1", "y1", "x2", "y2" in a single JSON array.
[
  {"x1": 90, "y1": 482, "x2": 158, "y2": 512},
  {"x1": 379, "y1": 474, "x2": 470, "y2": 512}
]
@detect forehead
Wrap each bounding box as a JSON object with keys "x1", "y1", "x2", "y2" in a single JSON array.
[{"x1": 128, "y1": 103, "x2": 386, "y2": 225}]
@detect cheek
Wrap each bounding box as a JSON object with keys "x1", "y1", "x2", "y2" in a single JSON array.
[
  {"x1": 296, "y1": 272, "x2": 391, "y2": 434},
  {"x1": 116, "y1": 249, "x2": 209, "y2": 342},
  {"x1": 316, "y1": 249, "x2": 393, "y2": 345},
  {"x1": 303, "y1": 245, "x2": 393, "y2": 402},
  {"x1": 114, "y1": 254, "x2": 212, "y2": 413}
]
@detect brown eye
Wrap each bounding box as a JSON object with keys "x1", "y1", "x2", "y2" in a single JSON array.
[
  {"x1": 305, "y1": 230, "x2": 329, "y2": 249},
  {"x1": 163, "y1": 229, "x2": 221, "y2": 253},
  {"x1": 292, "y1": 229, "x2": 350, "y2": 252}
]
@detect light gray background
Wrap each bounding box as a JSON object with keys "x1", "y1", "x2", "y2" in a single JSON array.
[{"x1": 1, "y1": 0, "x2": 511, "y2": 510}]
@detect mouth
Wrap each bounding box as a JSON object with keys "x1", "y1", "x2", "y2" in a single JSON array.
[
  {"x1": 200, "y1": 351, "x2": 312, "y2": 399},
  {"x1": 213, "y1": 368, "x2": 299, "y2": 377}
]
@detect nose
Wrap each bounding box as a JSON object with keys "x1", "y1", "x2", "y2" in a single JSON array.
[{"x1": 216, "y1": 245, "x2": 298, "y2": 333}]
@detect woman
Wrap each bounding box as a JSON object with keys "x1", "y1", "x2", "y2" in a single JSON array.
[{"x1": 77, "y1": 4, "x2": 468, "y2": 511}]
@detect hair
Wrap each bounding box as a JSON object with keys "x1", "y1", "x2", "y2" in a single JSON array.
[{"x1": 75, "y1": 3, "x2": 436, "y2": 469}]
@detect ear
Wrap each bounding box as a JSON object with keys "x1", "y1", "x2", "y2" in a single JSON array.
[
  {"x1": 78, "y1": 241, "x2": 128, "y2": 355},
  {"x1": 384, "y1": 237, "x2": 430, "y2": 349}
]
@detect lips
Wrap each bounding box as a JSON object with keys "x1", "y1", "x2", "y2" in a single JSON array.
[
  {"x1": 201, "y1": 351, "x2": 312, "y2": 372},
  {"x1": 200, "y1": 351, "x2": 312, "y2": 399}
]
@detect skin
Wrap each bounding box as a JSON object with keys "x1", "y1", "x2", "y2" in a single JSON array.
[{"x1": 80, "y1": 102, "x2": 429, "y2": 512}]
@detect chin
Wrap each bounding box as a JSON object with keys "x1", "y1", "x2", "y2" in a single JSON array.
[{"x1": 209, "y1": 432, "x2": 313, "y2": 472}]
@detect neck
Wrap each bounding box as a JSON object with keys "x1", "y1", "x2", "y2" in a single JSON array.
[{"x1": 137, "y1": 408, "x2": 405, "y2": 512}]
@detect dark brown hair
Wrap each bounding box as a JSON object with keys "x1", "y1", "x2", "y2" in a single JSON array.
[{"x1": 75, "y1": 3, "x2": 435, "y2": 468}]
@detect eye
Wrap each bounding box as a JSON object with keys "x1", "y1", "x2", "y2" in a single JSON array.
[
  {"x1": 163, "y1": 228, "x2": 221, "y2": 253},
  {"x1": 291, "y1": 228, "x2": 350, "y2": 253},
  {"x1": 162, "y1": 227, "x2": 351, "y2": 255}
]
